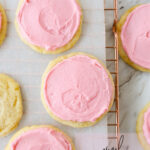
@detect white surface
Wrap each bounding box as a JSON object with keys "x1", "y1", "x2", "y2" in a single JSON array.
[{"x1": 0, "y1": 0, "x2": 108, "y2": 149}]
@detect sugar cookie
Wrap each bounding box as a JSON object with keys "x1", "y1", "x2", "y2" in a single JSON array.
[
  {"x1": 0, "y1": 74, "x2": 23, "y2": 137},
  {"x1": 117, "y1": 4, "x2": 150, "y2": 72},
  {"x1": 41, "y1": 52, "x2": 115, "y2": 127},
  {"x1": 15, "y1": 0, "x2": 82, "y2": 54},
  {"x1": 136, "y1": 102, "x2": 150, "y2": 150},
  {"x1": 5, "y1": 125, "x2": 75, "y2": 150},
  {"x1": 0, "y1": 3, "x2": 7, "y2": 46}
]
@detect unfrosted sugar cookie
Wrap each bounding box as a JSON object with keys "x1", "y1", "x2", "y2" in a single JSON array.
[
  {"x1": 41, "y1": 52, "x2": 115, "y2": 128},
  {"x1": 15, "y1": 0, "x2": 82, "y2": 54},
  {"x1": 136, "y1": 103, "x2": 150, "y2": 150},
  {"x1": 117, "y1": 4, "x2": 150, "y2": 72},
  {"x1": 0, "y1": 74, "x2": 23, "y2": 137},
  {"x1": 0, "y1": 3, "x2": 7, "y2": 46},
  {"x1": 5, "y1": 125, "x2": 75, "y2": 150}
]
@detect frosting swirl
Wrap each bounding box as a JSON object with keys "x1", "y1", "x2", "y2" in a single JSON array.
[
  {"x1": 44, "y1": 55, "x2": 114, "y2": 122},
  {"x1": 121, "y1": 4, "x2": 150, "y2": 69},
  {"x1": 17, "y1": 0, "x2": 81, "y2": 50},
  {"x1": 10, "y1": 128, "x2": 72, "y2": 150}
]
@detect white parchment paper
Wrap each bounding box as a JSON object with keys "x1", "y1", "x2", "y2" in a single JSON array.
[{"x1": 0, "y1": 0, "x2": 107, "y2": 149}]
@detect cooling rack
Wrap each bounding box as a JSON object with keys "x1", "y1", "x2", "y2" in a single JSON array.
[{"x1": 104, "y1": 0, "x2": 120, "y2": 149}]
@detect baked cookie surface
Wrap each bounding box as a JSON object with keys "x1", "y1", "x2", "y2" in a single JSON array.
[
  {"x1": 117, "y1": 4, "x2": 150, "y2": 72},
  {"x1": 15, "y1": 0, "x2": 82, "y2": 54},
  {"x1": 0, "y1": 3, "x2": 7, "y2": 46},
  {"x1": 136, "y1": 103, "x2": 150, "y2": 150},
  {"x1": 41, "y1": 52, "x2": 115, "y2": 128},
  {"x1": 5, "y1": 125, "x2": 75, "y2": 150},
  {"x1": 0, "y1": 74, "x2": 23, "y2": 137}
]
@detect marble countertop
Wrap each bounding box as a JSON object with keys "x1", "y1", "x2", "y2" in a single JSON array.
[{"x1": 109, "y1": 0, "x2": 150, "y2": 149}]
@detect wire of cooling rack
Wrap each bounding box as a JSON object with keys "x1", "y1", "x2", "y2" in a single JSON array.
[{"x1": 104, "y1": 0, "x2": 120, "y2": 149}]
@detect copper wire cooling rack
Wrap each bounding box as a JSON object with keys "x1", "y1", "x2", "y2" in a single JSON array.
[{"x1": 104, "y1": 0, "x2": 120, "y2": 149}]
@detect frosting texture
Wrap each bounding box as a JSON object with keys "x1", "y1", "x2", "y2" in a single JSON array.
[
  {"x1": 44, "y1": 55, "x2": 114, "y2": 122},
  {"x1": 143, "y1": 108, "x2": 150, "y2": 145},
  {"x1": 17, "y1": 0, "x2": 81, "y2": 50},
  {"x1": 121, "y1": 4, "x2": 150, "y2": 69},
  {"x1": 10, "y1": 128, "x2": 72, "y2": 150}
]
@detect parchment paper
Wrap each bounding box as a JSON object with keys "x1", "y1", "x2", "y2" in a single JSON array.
[{"x1": 0, "y1": 0, "x2": 107, "y2": 149}]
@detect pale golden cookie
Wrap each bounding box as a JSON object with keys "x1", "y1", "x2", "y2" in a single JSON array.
[
  {"x1": 0, "y1": 3, "x2": 7, "y2": 46},
  {"x1": 117, "y1": 5, "x2": 150, "y2": 72},
  {"x1": 41, "y1": 52, "x2": 115, "y2": 128},
  {"x1": 15, "y1": 0, "x2": 82, "y2": 54},
  {"x1": 0, "y1": 74, "x2": 23, "y2": 137},
  {"x1": 136, "y1": 103, "x2": 150, "y2": 150},
  {"x1": 5, "y1": 125, "x2": 75, "y2": 150}
]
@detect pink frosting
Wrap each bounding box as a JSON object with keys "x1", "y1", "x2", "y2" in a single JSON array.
[
  {"x1": 143, "y1": 107, "x2": 150, "y2": 145},
  {"x1": 121, "y1": 4, "x2": 150, "y2": 69},
  {"x1": 10, "y1": 127, "x2": 72, "y2": 150},
  {"x1": 17, "y1": 0, "x2": 81, "y2": 50},
  {"x1": 44, "y1": 55, "x2": 114, "y2": 122}
]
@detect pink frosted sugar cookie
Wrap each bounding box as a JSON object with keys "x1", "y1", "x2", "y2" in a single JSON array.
[
  {"x1": 41, "y1": 53, "x2": 115, "y2": 127},
  {"x1": 16, "y1": 0, "x2": 82, "y2": 54},
  {"x1": 5, "y1": 125, "x2": 75, "y2": 150},
  {"x1": 137, "y1": 103, "x2": 150, "y2": 150},
  {"x1": 117, "y1": 4, "x2": 150, "y2": 71}
]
